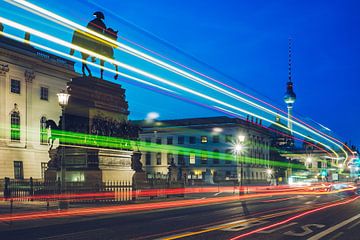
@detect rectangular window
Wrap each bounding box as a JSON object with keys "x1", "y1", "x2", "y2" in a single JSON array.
[
  {"x1": 156, "y1": 137, "x2": 161, "y2": 144},
  {"x1": 145, "y1": 152, "x2": 151, "y2": 165},
  {"x1": 178, "y1": 136, "x2": 184, "y2": 144},
  {"x1": 225, "y1": 149, "x2": 232, "y2": 164},
  {"x1": 225, "y1": 134, "x2": 233, "y2": 143},
  {"x1": 317, "y1": 161, "x2": 322, "y2": 169},
  {"x1": 212, "y1": 135, "x2": 220, "y2": 143},
  {"x1": 40, "y1": 87, "x2": 49, "y2": 100},
  {"x1": 41, "y1": 162, "x2": 47, "y2": 179},
  {"x1": 178, "y1": 154, "x2": 185, "y2": 165},
  {"x1": 11, "y1": 112, "x2": 20, "y2": 141},
  {"x1": 167, "y1": 137, "x2": 173, "y2": 145},
  {"x1": 189, "y1": 136, "x2": 196, "y2": 144},
  {"x1": 167, "y1": 153, "x2": 174, "y2": 165},
  {"x1": 189, "y1": 153, "x2": 196, "y2": 164},
  {"x1": 11, "y1": 79, "x2": 21, "y2": 94},
  {"x1": 200, "y1": 153, "x2": 207, "y2": 165},
  {"x1": 145, "y1": 138, "x2": 151, "y2": 145},
  {"x1": 14, "y1": 161, "x2": 23, "y2": 179},
  {"x1": 213, "y1": 150, "x2": 220, "y2": 164},
  {"x1": 201, "y1": 136, "x2": 208, "y2": 143},
  {"x1": 156, "y1": 152, "x2": 161, "y2": 165}
]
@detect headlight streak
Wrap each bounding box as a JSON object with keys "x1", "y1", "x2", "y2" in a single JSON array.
[
  {"x1": 5, "y1": 0, "x2": 351, "y2": 161},
  {"x1": 0, "y1": 17, "x2": 339, "y2": 159}
]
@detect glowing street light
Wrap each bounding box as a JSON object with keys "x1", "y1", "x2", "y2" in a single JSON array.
[
  {"x1": 233, "y1": 135, "x2": 245, "y2": 196},
  {"x1": 57, "y1": 89, "x2": 70, "y2": 209},
  {"x1": 57, "y1": 91, "x2": 70, "y2": 108},
  {"x1": 266, "y1": 168, "x2": 273, "y2": 176}
]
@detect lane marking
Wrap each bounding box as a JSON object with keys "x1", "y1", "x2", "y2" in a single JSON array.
[
  {"x1": 259, "y1": 222, "x2": 297, "y2": 233},
  {"x1": 329, "y1": 231, "x2": 344, "y2": 240},
  {"x1": 347, "y1": 220, "x2": 360, "y2": 230},
  {"x1": 308, "y1": 213, "x2": 360, "y2": 240},
  {"x1": 284, "y1": 224, "x2": 325, "y2": 237},
  {"x1": 161, "y1": 208, "x2": 307, "y2": 239},
  {"x1": 38, "y1": 228, "x2": 107, "y2": 239}
]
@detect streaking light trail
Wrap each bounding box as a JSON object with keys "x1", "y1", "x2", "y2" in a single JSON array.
[
  {"x1": 228, "y1": 195, "x2": 360, "y2": 240},
  {"x1": 4, "y1": 0, "x2": 351, "y2": 161},
  {"x1": 0, "y1": 16, "x2": 342, "y2": 160}
]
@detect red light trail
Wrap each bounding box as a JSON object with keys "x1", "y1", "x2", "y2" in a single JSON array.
[{"x1": 228, "y1": 195, "x2": 360, "y2": 240}]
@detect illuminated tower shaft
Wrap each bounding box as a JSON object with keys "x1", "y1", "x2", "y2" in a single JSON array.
[{"x1": 283, "y1": 39, "x2": 296, "y2": 134}]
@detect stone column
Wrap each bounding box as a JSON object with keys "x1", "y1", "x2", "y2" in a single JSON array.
[
  {"x1": 24, "y1": 70, "x2": 35, "y2": 148},
  {"x1": 0, "y1": 64, "x2": 9, "y2": 146}
]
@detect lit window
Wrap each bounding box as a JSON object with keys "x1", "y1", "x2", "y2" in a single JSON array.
[
  {"x1": 41, "y1": 162, "x2": 47, "y2": 179},
  {"x1": 40, "y1": 116, "x2": 47, "y2": 145},
  {"x1": 11, "y1": 111, "x2": 20, "y2": 141},
  {"x1": 201, "y1": 136, "x2": 208, "y2": 143},
  {"x1": 189, "y1": 153, "x2": 196, "y2": 164},
  {"x1": 200, "y1": 152, "x2": 207, "y2": 164}
]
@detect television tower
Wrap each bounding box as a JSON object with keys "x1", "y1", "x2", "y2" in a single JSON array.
[{"x1": 284, "y1": 39, "x2": 297, "y2": 134}]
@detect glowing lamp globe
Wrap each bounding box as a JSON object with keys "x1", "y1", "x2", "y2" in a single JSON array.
[{"x1": 57, "y1": 92, "x2": 70, "y2": 107}]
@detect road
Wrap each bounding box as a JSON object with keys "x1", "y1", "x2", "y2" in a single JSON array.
[{"x1": 0, "y1": 189, "x2": 359, "y2": 240}]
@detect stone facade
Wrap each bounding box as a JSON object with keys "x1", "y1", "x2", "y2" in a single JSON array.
[{"x1": 0, "y1": 35, "x2": 77, "y2": 179}]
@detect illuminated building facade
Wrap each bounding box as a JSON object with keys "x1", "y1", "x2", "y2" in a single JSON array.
[
  {"x1": 138, "y1": 116, "x2": 271, "y2": 183},
  {"x1": 0, "y1": 34, "x2": 77, "y2": 180}
]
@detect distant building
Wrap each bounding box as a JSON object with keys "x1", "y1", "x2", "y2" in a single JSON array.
[
  {"x1": 0, "y1": 33, "x2": 77, "y2": 179},
  {"x1": 138, "y1": 116, "x2": 272, "y2": 183}
]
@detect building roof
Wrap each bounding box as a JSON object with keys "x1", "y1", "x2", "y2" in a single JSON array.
[
  {"x1": 136, "y1": 116, "x2": 271, "y2": 136},
  {"x1": 0, "y1": 34, "x2": 75, "y2": 70}
]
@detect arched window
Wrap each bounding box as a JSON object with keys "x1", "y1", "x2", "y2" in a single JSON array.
[
  {"x1": 10, "y1": 105, "x2": 20, "y2": 141},
  {"x1": 40, "y1": 116, "x2": 47, "y2": 145}
]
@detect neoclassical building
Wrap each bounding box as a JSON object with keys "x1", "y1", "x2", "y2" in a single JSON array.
[
  {"x1": 0, "y1": 34, "x2": 77, "y2": 179},
  {"x1": 138, "y1": 116, "x2": 272, "y2": 183}
]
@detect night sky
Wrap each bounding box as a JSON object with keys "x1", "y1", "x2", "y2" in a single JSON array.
[{"x1": 1, "y1": 0, "x2": 359, "y2": 147}]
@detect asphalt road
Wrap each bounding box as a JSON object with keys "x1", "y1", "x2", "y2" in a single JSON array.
[{"x1": 0, "y1": 189, "x2": 359, "y2": 240}]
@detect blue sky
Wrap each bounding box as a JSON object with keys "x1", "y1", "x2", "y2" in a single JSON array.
[{"x1": 1, "y1": 0, "x2": 359, "y2": 147}]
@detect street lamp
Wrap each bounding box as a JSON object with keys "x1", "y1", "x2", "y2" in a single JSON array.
[
  {"x1": 233, "y1": 135, "x2": 245, "y2": 196},
  {"x1": 57, "y1": 90, "x2": 70, "y2": 202}
]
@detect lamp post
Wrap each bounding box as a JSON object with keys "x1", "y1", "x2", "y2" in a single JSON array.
[
  {"x1": 234, "y1": 135, "x2": 245, "y2": 195},
  {"x1": 57, "y1": 90, "x2": 70, "y2": 196}
]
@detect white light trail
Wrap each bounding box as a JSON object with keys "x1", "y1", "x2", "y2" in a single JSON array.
[
  {"x1": 0, "y1": 15, "x2": 343, "y2": 159},
  {"x1": 5, "y1": 0, "x2": 350, "y2": 160}
]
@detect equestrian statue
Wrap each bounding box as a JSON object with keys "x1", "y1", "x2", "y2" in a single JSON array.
[{"x1": 69, "y1": 11, "x2": 119, "y2": 80}]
